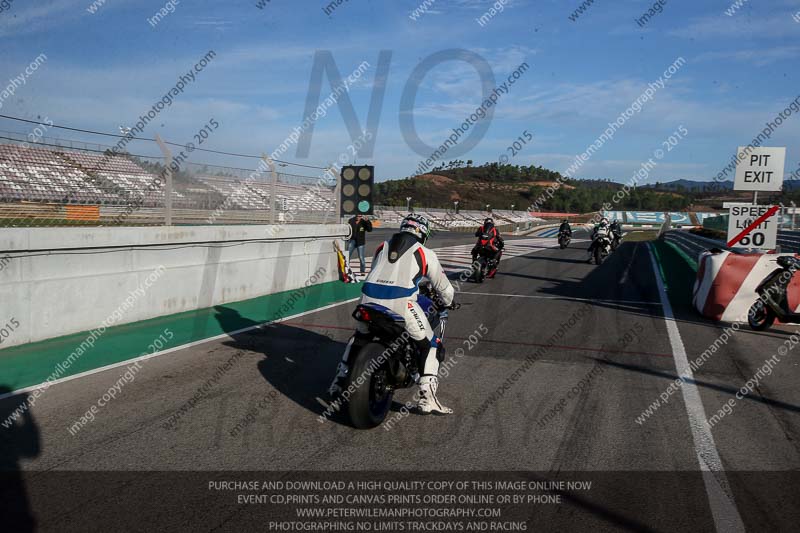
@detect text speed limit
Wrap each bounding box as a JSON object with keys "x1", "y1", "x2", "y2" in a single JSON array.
[{"x1": 726, "y1": 204, "x2": 778, "y2": 249}]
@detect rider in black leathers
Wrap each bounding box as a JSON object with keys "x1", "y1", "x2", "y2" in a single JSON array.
[{"x1": 609, "y1": 219, "x2": 622, "y2": 248}]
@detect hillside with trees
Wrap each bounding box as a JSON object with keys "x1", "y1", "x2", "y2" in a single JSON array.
[{"x1": 376, "y1": 161, "x2": 694, "y2": 212}]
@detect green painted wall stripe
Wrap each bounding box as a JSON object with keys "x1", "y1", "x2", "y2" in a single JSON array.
[
  {"x1": 650, "y1": 240, "x2": 697, "y2": 313},
  {"x1": 0, "y1": 281, "x2": 362, "y2": 391},
  {"x1": 664, "y1": 239, "x2": 699, "y2": 271}
]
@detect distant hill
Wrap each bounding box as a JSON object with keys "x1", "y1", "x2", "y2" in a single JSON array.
[
  {"x1": 644, "y1": 179, "x2": 733, "y2": 192},
  {"x1": 375, "y1": 162, "x2": 694, "y2": 212},
  {"x1": 375, "y1": 162, "x2": 800, "y2": 212},
  {"x1": 644, "y1": 178, "x2": 800, "y2": 192}
]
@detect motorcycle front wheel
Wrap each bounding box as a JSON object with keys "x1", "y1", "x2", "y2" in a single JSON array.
[
  {"x1": 594, "y1": 247, "x2": 605, "y2": 265},
  {"x1": 748, "y1": 299, "x2": 775, "y2": 331},
  {"x1": 473, "y1": 257, "x2": 486, "y2": 283},
  {"x1": 346, "y1": 342, "x2": 394, "y2": 429}
]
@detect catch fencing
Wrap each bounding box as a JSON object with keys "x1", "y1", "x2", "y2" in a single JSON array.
[{"x1": 0, "y1": 130, "x2": 337, "y2": 227}]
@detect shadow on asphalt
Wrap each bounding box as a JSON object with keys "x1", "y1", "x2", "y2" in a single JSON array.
[
  {"x1": 509, "y1": 240, "x2": 800, "y2": 344},
  {"x1": 487, "y1": 241, "x2": 665, "y2": 318},
  {"x1": 0, "y1": 385, "x2": 40, "y2": 532},
  {"x1": 516, "y1": 254, "x2": 593, "y2": 265},
  {"x1": 594, "y1": 358, "x2": 800, "y2": 414},
  {"x1": 213, "y1": 306, "x2": 351, "y2": 425}
]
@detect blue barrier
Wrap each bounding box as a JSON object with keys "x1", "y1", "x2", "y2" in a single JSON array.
[
  {"x1": 601, "y1": 211, "x2": 625, "y2": 222},
  {"x1": 624, "y1": 212, "x2": 691, "y2": 224}
]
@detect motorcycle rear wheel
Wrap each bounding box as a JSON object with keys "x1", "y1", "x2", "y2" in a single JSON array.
[
  {"x1": 748, "y1": 300, "x2": 775, "y2": 331},
  {"x1": 346, "y1": 342, "x2": 394, "y2": 429}
]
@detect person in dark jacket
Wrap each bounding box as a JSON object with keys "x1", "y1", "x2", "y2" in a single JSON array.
[{"x1": 347, "y1": 214, "x2": 373, "y2": 275}]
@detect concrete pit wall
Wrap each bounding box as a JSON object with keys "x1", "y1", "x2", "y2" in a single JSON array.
[{"x1": 0, "y1": 224, "x2": 348, "y2": 349}]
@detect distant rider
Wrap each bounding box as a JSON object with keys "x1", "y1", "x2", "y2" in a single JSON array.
[
  {"x1": 609, "y1": 219, "x2": 622, "y2": 247},
  {"x1": 471, "y1": 217, "x2": 504, "y2": 278},
  {"x1": 558, "y1": 219, "x2": 572, "y2": 236},
  {"x1": 329, "y1": 214, "x2": 456, "y2": 415},
  {"x1": 587, "y1": 217, "x2": 610, "y2": 263}
]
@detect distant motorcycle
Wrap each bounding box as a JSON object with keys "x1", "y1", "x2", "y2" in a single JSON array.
[
  {"x1": 748, "y1": 256, "x2": 800, "y2": 331},
  {"x1": 471, "y1": 234, "x2": 499, "y2": 283},
  {"x1": 611, "y1": 231, "x2": 622, "y2": 252},
  {"x1": 558, "y1": 230, "x2": 571, "y2": 249},
  {"x1": 337, "y1": 283, "x2": 459, "y2": 429}
]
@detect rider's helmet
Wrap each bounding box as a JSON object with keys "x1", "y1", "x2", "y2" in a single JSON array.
[
  {"x1": 599, "y1": 218, "x2": 609, "y2": 228},
  {"x1": 400, "y1": 213, "x2": 431, "y2": 244},
  {"x1": 484, "y1": 217, "x2": 494, "y2": 228},
  {"x1": 562, "y1": 219, "x2": 568, "y2": 224}
]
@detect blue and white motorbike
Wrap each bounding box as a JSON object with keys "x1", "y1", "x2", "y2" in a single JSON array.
[{"x1": 332, "y1": 282, "x2": 458, "y2": 429}]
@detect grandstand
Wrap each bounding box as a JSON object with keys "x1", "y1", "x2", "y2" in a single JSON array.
[
  {"x1": 373, "y1": 205, "x2": 543, "y2": 231},
  {"x1": 0, "y1": 126, "x2": 534, "y2": 229},
  {"x1": 0, "y1": 139, "x2": 336, "y2": 226}
]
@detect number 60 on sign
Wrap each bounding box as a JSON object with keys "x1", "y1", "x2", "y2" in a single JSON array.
[{"x1": 726, "y1": 204, "x2": 778, "y2": 249}]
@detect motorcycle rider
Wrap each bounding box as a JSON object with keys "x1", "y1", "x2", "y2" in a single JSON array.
[
  {"x1": 558, "y1": 219, "x2": 572, "y2": 237},
  {"x1": 329, "y1": 214, "x2": 456, "y2": 415},
  {"x1": 587, "y1": 217, "x2": 611, "y2": 263},
  {"x1": 471, "y1": 217, "x2": 504, "y2": 278},
  {"x1": 609, "y1": 219, "x2": 622, "y2": 248}
]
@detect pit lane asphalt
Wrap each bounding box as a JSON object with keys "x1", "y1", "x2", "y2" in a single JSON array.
[{"x1": 3, "y1": 228, "x2": 800, "y2": 531}]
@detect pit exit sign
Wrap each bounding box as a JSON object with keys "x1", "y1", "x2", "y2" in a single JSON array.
[{"x1": 733, "y1": 146, "x2": 786, "y2": 192}]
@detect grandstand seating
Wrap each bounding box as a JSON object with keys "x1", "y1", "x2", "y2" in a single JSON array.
[
  {"x1": 0, "y1": 142, "x2": 336, "y2": 221},
  {"x1": 493, "y1": 209, "x2": 532, "y2": 223},
  {"x1": 0, "y1": 144, "x2": 187, "y2": 206},
  {"x1": 0, "y1": 144, "x2": 109, "y2": 204},
  {"x1": 0, "y1": 141, "x2": 542, "y2": 228},
  {"x1": 372, "y1": 207, "x2": 539, "y2": 230}
]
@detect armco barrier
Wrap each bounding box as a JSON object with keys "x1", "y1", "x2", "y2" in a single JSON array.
[
  {"x1": 693, "y1": 250, "x2": 800, "y2": 322},
  {"x1": 0, "y1": 224, "x2": 347, "y2": 348}
]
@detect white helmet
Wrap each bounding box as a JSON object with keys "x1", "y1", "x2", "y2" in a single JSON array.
[{"x1": 400, "y1": 213, "x2": 431, "y2": 244}]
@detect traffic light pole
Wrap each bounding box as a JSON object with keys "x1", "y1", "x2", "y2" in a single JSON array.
[{"x1": 332, "y1": 165, "x2": 342, "y2": 224}]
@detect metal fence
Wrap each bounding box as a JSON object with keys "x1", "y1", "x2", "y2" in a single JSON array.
[
  {"x1": 663, "y1": 228, "x2": 800, "y2": 261},
  {"x1": 0, "y1": 133, "x2": 337, "y2": 227}
]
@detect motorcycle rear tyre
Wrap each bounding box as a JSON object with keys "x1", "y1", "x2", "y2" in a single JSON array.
[{"x1": 346, "y1": 342, "x2": 394, "y2": 429}]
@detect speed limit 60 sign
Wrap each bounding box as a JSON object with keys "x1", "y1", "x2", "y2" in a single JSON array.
[{"x1": 726, "y1": 204, "x2": 778, "y2": 249}]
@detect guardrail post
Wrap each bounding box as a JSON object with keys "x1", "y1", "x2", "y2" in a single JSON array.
[{"x1": 263, "y1": 155, "x2": 278, "y2": 225}]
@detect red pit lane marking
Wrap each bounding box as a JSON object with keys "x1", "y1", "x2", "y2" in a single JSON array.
[
  {"x1": 280, "y1": 322, "x2": 672, "y2": 358},
  {"x1": 726, "y1": 205, "x2": 779, "y2": 247}
]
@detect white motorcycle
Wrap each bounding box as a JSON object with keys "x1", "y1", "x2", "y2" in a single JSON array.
[{"x1": 591, "y1": 228, "x2": 613, "y2": 265}]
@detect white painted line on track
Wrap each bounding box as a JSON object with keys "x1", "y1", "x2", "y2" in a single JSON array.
[
  {"x1": 619, "y1": 242, "x2": 639, "y2": 284},
  {"x1": 457, "y1": 291, "x2": 661, "y2": 306},
  {"x1": 0, "y1": 297, "x2": 361, "y2": 401},
  {"x1": 646, "y1": 243, "x2": 745, "y2": 533}
]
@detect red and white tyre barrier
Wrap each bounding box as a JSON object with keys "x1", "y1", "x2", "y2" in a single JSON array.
[{"x1": 693, "y1": 250, "x2": 800, "y2": 322}]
